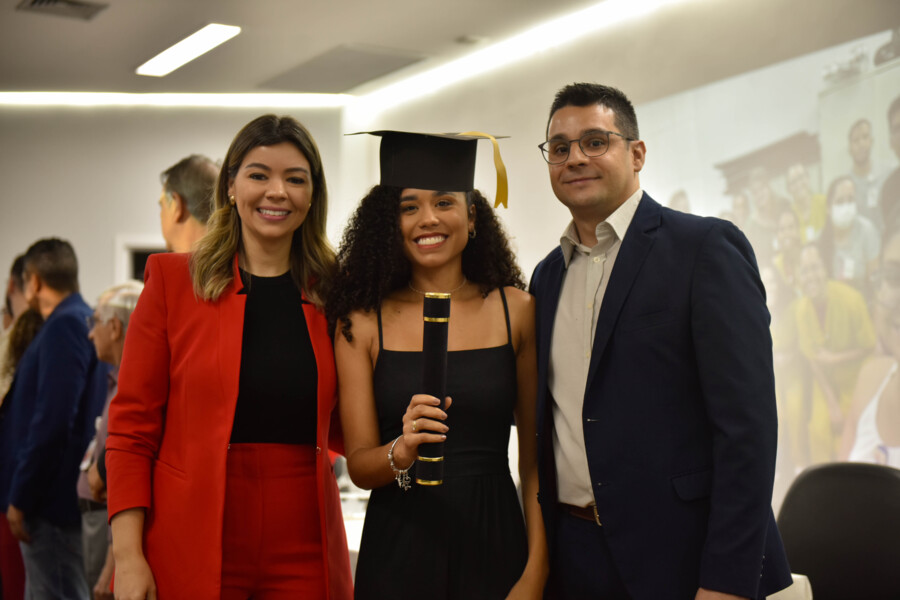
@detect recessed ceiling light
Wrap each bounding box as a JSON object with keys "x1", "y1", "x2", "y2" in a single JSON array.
[{"x1": 136, "y1": 23, "x2": 241, "y2": 77}]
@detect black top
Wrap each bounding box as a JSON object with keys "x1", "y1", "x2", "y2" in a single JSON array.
[{"x1": 230, "y1": 270, "x2": 317, "y2": 445}]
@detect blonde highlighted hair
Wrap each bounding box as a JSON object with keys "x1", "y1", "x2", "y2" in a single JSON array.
[{"x1": 190, "y1": 115, "x2": 335, "y2": 307}]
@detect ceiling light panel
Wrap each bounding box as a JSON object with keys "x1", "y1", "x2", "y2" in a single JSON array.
[{"x1": 136, "y1": 23, "x2": 241, "y2": 78}]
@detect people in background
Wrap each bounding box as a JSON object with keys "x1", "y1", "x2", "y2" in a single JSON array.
[
  {"x1": 0, "y1": 255, "x2": 29, "y2": 400},
  {"x1": 106, "y1": 115, "x2": 352, "y2": 600},
  {"x1": 744, "y1": 166, "x2": 793, "y2": 266},
  {"x1": 793, "y1": 243, "x2": 876, "y2": 464},
  {"x1": 760, "y1": 264, "x2": 802, "y2": 497},
  {"x1": 878, "y1": 95, "x2": 900, "y2": 227},
  {"x1": 77, "y1": 281, "x2": 143, "y2": 600},
  {"x1": 530, "y1": 82, "x2": 790, "y2": 600},
  {"x1": 785, "y1": 162, "x2": 827, "y2": 241},
  {"x1": 0, "y1": 254, "x2": 35, "y2": 600},
  {"x1": 773, "y1": 209, "x2": 805, "y2": 294},
  {"x1": 329, "y1": 131, "x2": 547, "y2": 599},
  {"x1": 840, "y1": 228, "x2": 900, "y2": 466},
  {"x1": 846, "y1": 118, "x2": 886, "y2": 230},
  {"x1": 818, "y1": 175, "x2": 880, "y2": 297},
  {"x1": 157, "y1": 154, "x2": 218, "y2": 253},
  {"x1": 0, "y1": 238, "x2": 109, "y2": 600}
]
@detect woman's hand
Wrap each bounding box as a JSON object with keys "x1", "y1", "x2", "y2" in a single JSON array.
[
  {"x1": 113, "y1": 554, "x2": 157, "y2": 600},
  {"x1": 391, "y1": 394, "x2": 452, "y2": 469},
  {"x1": 111, "y1": 508, "x2": 154, "y2": 600}
]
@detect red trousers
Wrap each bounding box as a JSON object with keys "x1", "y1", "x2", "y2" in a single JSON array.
[
  {"x1": 0, "y1": 513, "x2": 25, "y2": 600},
  {"x1": 220, "y1": 443, "x2": 326, "y2": 600}
]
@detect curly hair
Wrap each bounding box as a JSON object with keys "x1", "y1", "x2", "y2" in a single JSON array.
[{"x1": 326, "y1": 185, "x2": 525, "y2": 341}]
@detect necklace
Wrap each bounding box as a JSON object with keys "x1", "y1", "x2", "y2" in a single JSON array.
[{"x1": 408, "y1": 277, "x2": 468, "y2": 296}]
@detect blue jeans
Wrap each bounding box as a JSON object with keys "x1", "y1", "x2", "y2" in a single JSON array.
[{"x1": 19, "y1": 516, "x2": 89, "y2": 600}]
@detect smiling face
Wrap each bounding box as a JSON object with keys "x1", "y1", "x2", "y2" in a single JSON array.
[
  {"x1": 786, "y1": 164, "x2": 811, "y2": 204},
  {"x1": 777, "y1": 210, "x2": 802, "y2": 254},
  {"x1": 398, "y1": 188, "x2": 473, "y2": 271},
  {"x1": 546, "y1": 104, "x2": 644, "y2": 224},
  {"x1": 849, "y1": 120, "x2": 873, "y2": 166},
  {"x1": 228, "y1": 142, "x2": 312, "y2": 254},
  {"x1": 798, "y1": 245, "x2": 828, "y2": 301}
]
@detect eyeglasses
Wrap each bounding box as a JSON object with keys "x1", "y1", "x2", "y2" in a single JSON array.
[
  {"x1": 85, "y1": 314, "x2": 111, "y2": 330},
  {"x1": 538, "y1": 130, "x2": 633, "y2": 164}
]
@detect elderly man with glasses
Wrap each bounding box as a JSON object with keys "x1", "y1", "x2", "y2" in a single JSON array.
[
  {"x1": 529, "y1": 83, "x2": 792, "y2": 600},
  {"x1": 78, "y1": 282, "x2": 144, "y2": 600}
]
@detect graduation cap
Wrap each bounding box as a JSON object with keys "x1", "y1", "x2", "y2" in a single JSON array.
[{"x1": 350, "y1": 130, "x2": 509, "y2": 208}]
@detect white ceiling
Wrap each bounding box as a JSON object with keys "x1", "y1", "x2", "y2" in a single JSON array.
[
  {"x1": 0, "y1": 0, "x2": 601, "y2": 94},
  {"x1": 0, "y1": 0, "x2": 898, "y2": 101}
]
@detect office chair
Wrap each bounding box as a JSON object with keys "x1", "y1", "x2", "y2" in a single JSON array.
[{"x1": 776, "y1": 462, "x2": 900, "y2": 600}]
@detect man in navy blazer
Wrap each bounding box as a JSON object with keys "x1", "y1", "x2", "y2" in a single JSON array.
[
  {"x1": 530, "y1": 83, "x2": 792, "y2": 599},
  {"x1": 0, "y1": 238, "x2": 108, "y2": 599}
]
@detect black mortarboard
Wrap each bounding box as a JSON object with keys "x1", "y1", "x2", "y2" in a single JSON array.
[{"x1": 350, "y1": 130, "x2": 508, "y2": 208}]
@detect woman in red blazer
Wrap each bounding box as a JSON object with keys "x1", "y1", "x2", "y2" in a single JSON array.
[{"x1": 106, "y1": 115, "x2": 352, "y2": 600}]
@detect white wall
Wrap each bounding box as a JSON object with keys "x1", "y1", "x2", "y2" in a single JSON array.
[
  {"x1": 340, "y1": 27, "x2": 900, "y2": 279},
  {"x1": 0, "y1": 108, "x2": 343, "y2": 302}
]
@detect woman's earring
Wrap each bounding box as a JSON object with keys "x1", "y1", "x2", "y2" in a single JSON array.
[
  {"x1": 229, "y1": 195, "x2": 236, "y2": 206},
  {"x1": 468, "y1": 227, "x2": 476, "y2": 239}
]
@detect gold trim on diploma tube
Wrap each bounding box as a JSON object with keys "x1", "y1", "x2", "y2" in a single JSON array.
[
  {"x1": 424, "y1": 317, "x2": 449, "y2": 323},
  {"x1": 424, "y1": 292, "x2": 451, "y2": 299},
  {"x1": 417, "y1": 455, "x2": 444, "y2": 462},
  {"x1": 416, "y1": 479, "x2": 443, "y2": 486}
]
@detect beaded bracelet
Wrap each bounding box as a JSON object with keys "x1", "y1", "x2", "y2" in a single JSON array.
[{"x1": 388, "y1": 435, "x2": 411, "y2": 491}]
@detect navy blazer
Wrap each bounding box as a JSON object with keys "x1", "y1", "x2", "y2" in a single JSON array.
[
  {"x1": 530, "y1": 194, "x2": 791, "y2": 599},
  {"x1": 0, "y1": 293, "x2": 108, "y2": 528}
]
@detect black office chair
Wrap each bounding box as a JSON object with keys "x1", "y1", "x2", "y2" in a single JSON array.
[{"x1": 776, "y1": 462, "x2": 900, "y2": 600}]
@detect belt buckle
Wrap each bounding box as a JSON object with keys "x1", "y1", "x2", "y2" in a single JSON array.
[{"x1": 591, "y1": 503, "x2": 602, "y2": 527}]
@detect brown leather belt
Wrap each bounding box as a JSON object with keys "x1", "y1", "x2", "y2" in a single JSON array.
[{"x1": 560, "y1": 502, "x2": 602, "y2": 526}]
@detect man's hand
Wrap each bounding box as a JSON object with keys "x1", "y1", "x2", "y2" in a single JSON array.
[
  {"x1": 93, "y1": 546, "x2": 115, "y2": 600},
  {"x1": 88, "y1": 463, "x2": 107, "y2": 502},
  {"x1": 6, "y1": 504, "x2": 31, "y2": 543},
  {"x1": 695, "y1": 589, "x2": 749, "y2": 600}
]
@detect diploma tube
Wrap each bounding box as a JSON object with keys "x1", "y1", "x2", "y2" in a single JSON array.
[{"x1": 416, "y1": 292, "x2": 450, "y2": 485}]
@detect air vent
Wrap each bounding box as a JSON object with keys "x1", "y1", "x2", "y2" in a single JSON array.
[{"x1": 16, "y1": 0, "x2": 108, "y2": 21}]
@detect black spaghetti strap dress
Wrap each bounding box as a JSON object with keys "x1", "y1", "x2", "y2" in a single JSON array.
[{"x1": 353, "y1": 288, "x2": 528, "y2": 599}]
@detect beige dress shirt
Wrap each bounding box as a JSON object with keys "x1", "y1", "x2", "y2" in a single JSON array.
[{"x1": 549, "y1": 189, "x2": 642, "y2": 507}]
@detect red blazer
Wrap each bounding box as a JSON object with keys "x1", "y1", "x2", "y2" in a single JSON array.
[{"x1": 106, "y1": 252, "x2": 352, "y2": 600}]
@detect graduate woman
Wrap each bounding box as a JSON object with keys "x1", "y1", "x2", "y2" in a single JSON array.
[
  {"x1": 328, "y1": 131, "x2": 548, "y2": 599},
  {"x1": 106, "y1": 115, "x2": 352, "y2": 600}
]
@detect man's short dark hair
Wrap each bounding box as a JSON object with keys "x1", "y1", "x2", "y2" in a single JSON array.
[
  {"x1": 9, "y1": 254, "x2": 25, "y2": 292},
  {"x1": 23, "y1": 238, "x2": 79, "y2": 294},
  {"x1": 161, "y1": 154, "x2": 219, "y2": 224},
  {"x1": 889, "y1": 95, "x2": 900, "y2": 125},
  {"x1": 547, "y1": 83, "x2": 640, "y2": 141}
]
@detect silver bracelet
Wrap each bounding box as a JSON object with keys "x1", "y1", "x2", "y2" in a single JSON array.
[{"x1": 388, "y1": 435, "x2": 411, "y2": 491}]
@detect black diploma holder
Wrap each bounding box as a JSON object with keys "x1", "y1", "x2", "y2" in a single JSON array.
[{"x1": 415, "y1": 292, "x2": 450, "y2": 485}]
